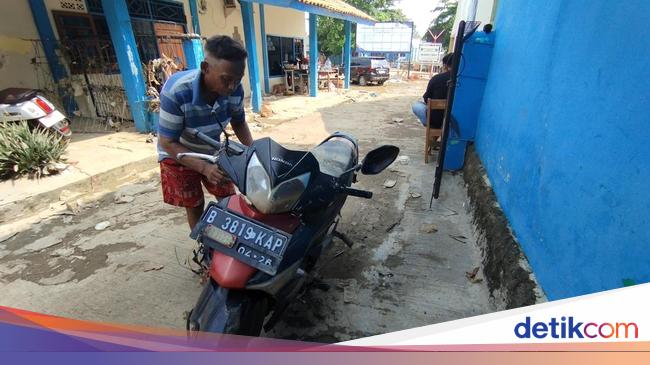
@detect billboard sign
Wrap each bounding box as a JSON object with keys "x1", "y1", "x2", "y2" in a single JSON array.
[
  {"x1": 356, "y1": 22, "x2": 413, "y2": 53},
  {"x1": 418, "y1": 42, "x2": 443, "y2": 63}
]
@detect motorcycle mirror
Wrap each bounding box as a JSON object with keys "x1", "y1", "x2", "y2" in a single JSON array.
[{"x1": 360, "y1": 145, "x2": 400, "y2": 175}]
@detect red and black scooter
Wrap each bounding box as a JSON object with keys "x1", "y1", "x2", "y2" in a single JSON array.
[{"x1": 179, "y1": 128, "x2": 398, "y2": 336}]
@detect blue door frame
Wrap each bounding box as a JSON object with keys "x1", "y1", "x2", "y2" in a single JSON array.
[
  {"x1": 240, "y1": 1, "x2": 263, "y2": 113},
  {"x1": 101, "y1": 0, "x2": 149, "y2": 132}
]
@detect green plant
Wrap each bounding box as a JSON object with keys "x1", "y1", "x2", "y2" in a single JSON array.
[{"x1": 0, "y1": 121, "x2": 68, "y2": 179}]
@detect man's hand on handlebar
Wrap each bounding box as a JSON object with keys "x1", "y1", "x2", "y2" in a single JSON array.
[{"x1": 201, "y1": 162, "x2": 231, "y2": 185}]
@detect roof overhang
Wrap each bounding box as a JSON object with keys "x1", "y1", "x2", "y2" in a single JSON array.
[{"x1": 240, "y1": 0, "x2": 376, "y2": 25}]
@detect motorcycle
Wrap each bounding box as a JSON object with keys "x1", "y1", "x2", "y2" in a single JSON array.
[
  {"x1": 180, "y1": 128, "x2": 399, "y2": 336},
  {"x1": 0, "y1": 88, "x2": 72, "y2": 139}
]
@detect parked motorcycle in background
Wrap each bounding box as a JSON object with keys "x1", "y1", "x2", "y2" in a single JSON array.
[
  {"x1": 0, "y1": 88, "x2": 72, "y2": 139},
  {"x1": 180, "y1": 128, "x2": 399, "y2": 336}
]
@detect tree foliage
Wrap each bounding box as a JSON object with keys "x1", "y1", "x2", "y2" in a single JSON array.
[
  {"x1": 423, "y1": 0, "x2": 458, "y2": 50},
  {"x1": 316, "y1": 0, "x2": 408, "y2": 56}
]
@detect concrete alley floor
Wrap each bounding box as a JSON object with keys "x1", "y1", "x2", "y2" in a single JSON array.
[{"x1": 0, "y1": 80, "x2": 494, "y2": 342}]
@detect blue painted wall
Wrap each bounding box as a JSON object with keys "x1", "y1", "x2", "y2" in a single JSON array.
[{"x1": 473, "y1": 1, "x2": 650, "y2": 299}]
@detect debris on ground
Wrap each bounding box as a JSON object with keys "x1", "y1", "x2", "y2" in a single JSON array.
[
  {"x1": 340, "y1": 279, "x2": 358, "y2": 304},
  {"x1": 114, "y1": 195, "x2": 135, "y2": 204},
  {"x1": 397, "y1": 155, "x2": 410, "y2": 165},
  {"x1": 260, "y1": 103, "x2": 274, "y2": 118},
  {"x1": 465, "y1": 267, "x2": 483, "y2": 283},
  {"x1": 94, "y1": 221, "x2": 111, "y2": 231},
  {"x1": 392, "y1": 118, "x2": 404, "y2": 124},
  {"x1": 46, "y1": 162, "x2": 69, "y2": 174},
  {"x1": 420, "y1": 223, "x2": 438, "y2": 234},
  {"x1": 145, "y1": 134, "x2": 155, "y2": 143},
  {"x1": 62, "y1": 216, "x2": 73, "y2": 224},
  {"x1": 383, "y1": 179, "x2": 397, "y2": 188},
  {"x1": 51, "y1": 247, "x2": 74, "y2": 257},
  {"x1": 143, "y1": 264, "x2": 164, "y2": 272},
  {"x1": 409, "y1": 192, "x2": 422, "y2": 199},
  {"x1": 449, "y1": 234, "x2": 468, "y2": 244},
  {"x1": 369, "y1": 93, "x2": 379, "y2": 97}
]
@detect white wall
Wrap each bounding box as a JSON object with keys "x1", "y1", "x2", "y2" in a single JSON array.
[
  {"x1": 450, "y1": 0, "x2": 496, "y2": 49},
  {"x1": 194, "y1": 1, "x2": 307, "y2": 95},
  {"x1": 0, "y1": 1, "x2": 51, "y2": 90}
]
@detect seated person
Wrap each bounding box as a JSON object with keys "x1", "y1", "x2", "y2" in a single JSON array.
[{"x1": 412, "y1": 53, "x2": 453, "y2": 128}]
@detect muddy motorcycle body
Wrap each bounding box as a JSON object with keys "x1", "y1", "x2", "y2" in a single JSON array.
[
  {"x1": 181, "y1": 129, "x2": 399, "y2": 336},
  {"x1": 0, "y1": 88, "x2": 71, "y2": 139}
]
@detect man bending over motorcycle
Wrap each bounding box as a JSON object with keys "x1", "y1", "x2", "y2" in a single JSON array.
[{"x1": 157, "y1": 35, "x2": 254, "y2": 230}]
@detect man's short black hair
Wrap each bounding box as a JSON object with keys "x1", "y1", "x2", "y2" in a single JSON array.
[
  {"x1": 442, "y1": 53, "x2": 454, "y2": 67},
  {"x1": 205, "y1": 35, "x2": 248, "y2": 62}
]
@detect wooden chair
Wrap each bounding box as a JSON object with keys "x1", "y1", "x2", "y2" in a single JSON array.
[{"x1": 424, "y1": 98, "x2": 447, "y2": 163}]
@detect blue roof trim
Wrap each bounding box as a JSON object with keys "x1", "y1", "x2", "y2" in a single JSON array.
[{"x1": 240, "y1": 0, "x2": 375, "y2": 25}]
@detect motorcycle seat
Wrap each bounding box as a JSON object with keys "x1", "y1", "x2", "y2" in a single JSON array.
[
  {"x1": 0, "y1": 88, "x2": 40, "y2": 104},
  {"x1": 312, "y1": 138, "x2": 357, "y2": 177}
]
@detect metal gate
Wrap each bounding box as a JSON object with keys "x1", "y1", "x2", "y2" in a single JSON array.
[
  {"x1": 51, "y1": 10, "x2": 188, "y2": 132},
  {"x1": 53, "y1": 11, "x2": 131, "y2": 132}
]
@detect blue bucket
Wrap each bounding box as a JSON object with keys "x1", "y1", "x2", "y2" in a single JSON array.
[{"x1": 443, "y1": 139, "x2": 468, "y2": 171}]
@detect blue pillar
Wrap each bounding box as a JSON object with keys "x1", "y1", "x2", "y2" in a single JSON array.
[
  {"x1": 101, "y1": 0, "x2": 148, "y2": 132},
  {"x1": 259, "y1": 4, "x2": 270, "y2": 95},
  {"x1": 27, "y1": 0, "x2": 77, "y2": 115},
  {"x1": 183, "y1": 38, "x2": 204, "y2": 70},
  {"x1": 344, "y1": 20, "x2": 352, "y2": 89},
  {"x1": 309, "y1": 13, "x2": 318, "y2": 97},
  {"x1": 188, "y1": 0, "x2": 201, "y2": 34},
  {"x1": 240, "y1": 1, "x2": 262, "y2": 113}
]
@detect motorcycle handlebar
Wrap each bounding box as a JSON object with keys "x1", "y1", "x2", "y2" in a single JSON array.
[
  {"x1": 187, "y1": 128, "x2": 245, "y2": 155},
  {"x1": 188, "y1": 128, "x2": 222, "y2": 149}
]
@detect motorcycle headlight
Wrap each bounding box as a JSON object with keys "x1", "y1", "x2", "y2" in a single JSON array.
[{"x1": 245, "y1": 153, "x2": 310, "y2": 214}]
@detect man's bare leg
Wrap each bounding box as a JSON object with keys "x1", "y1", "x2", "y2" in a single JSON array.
[{"x1": 186, "y1": 203, "x2": 205, "y2": 230}]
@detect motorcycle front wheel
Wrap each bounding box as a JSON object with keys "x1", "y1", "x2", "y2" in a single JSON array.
[{"x1": 188, "y1": 279, "x2": 270, "y2": 337}]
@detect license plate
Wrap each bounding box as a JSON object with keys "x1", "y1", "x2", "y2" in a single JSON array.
[
  {"x1": 39, "y1": 110, "x2": 66, "y2": 128},
  {"x1": 196, "y1": 205, "x2": 291, "y2": 275},
  {"x1": 377, "y1": 69, "x2": 386, "y2": 74}
]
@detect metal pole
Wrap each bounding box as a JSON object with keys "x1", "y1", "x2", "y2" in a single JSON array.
[
  {"x1": 309, "y1": 13, "x2": 318, "y2": 97},
  {"x1": 407, "y1": 22, "x2": 413, "y2": 80},
  {"x1": 259, "y1": 4, "x2": 271, "y2": 95},
  {"x1": 240, "y1": 1, "x2": 262, "y2": 112},
  {"x1": 344, "y1": 20, "x2": 352, "y2": 89}
]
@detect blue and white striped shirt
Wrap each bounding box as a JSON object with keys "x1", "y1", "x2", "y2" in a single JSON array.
[{"x1": 157, "y1": 69, "x2": 246, "y2": 160}]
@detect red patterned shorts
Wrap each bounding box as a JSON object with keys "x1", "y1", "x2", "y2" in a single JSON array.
[{"x1": 160, "y1": 159, "x2": 235, "y2": 208}]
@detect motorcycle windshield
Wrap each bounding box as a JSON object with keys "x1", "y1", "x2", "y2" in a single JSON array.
[
  {"x1": 241, "y1": 134, "x2": 358, "y2": 214},
  {"x1": 242, "y1": 138, "x2": 319, "y2": 214}
]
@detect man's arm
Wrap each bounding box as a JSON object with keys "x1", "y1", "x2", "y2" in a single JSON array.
[
  {"x1": 158, "y1": 91, "x2": 228, "y2": 184},
  {"x1": 231, "y1": 122, "x2": 253, "y2": 146}
]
